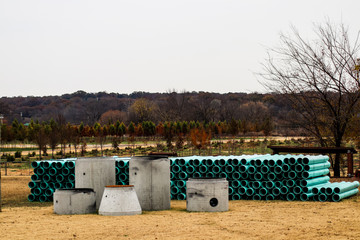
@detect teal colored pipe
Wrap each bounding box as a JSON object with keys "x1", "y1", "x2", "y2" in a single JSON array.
[
  {"x1": 33, "y1": 188, "x2": 42, "y2": 196},
  {"x1": 280, "y1": 186, "x2": 288, "y2": 194},
  {"x1": 28, "y1": 181, "x2": 37, "y2": 189},
  {"x1": 35, "y1": 167, "x2": 45, "y2": 176},
  {"x1": 261, "y1": 166, "x2": 269, "y2": 174},
  {"x1": 230, "y1": 158, "x2": 240, "y2": 167},
  {"x1": 177, "y1": 158, "x2": 188, "y2": 166},
  {"x1": 42, "y1": 174, "x2": 51, "y2": 183},
  {"x1": 212, "y1": 165, "x2": 221, "y2": 174},
  {"x1": 115, "y1": 167, "x2": 120, "y2": 175},
  {"x1": 259, "y1": 188, "x2": 268, "y2": 197},
  {"x1": 186, "y1": 165, "x2": 195, "y2": 174},
  {"x1": 192, "y1": 159, "x2": 201, "y2": 167},
  {"x1": 301, "y1": 156, "x2": 329, "y2": 165},
  {"x1": 45, "y1": 188, "x2": 54, "y2": 197},
  {"x1": 171, "y1": 164, "x2": 181, "y2": 173},
  {"x1": 253, "y1": 194, "x2": 261, "y2": 200},
  {"x1": 40, "y1": 182, "x2": 49, "y2": 190},
  {"x1": 266, "y1": 194, "x2": 275, "y2": 201},
  {"x1": 302, "y1": 169, "x2": 330, "y2": 179},
  {"x1": 265, "y1": 181, "x2": 275, "y2": 189},
  {"x1": 31, "y1": 161, "x2": 41, "y2": 168},
  {"x1": 274, "y1": 181, "x2": 282, "y2": 188},
  {"x1": 40, "y1": 161, "x2": 51, "y2": 169},
  {"x1": 178, "y1": 172, "x2": 188, "y2": 180},
  {"x1": 247, "y1": 166, "x2": 256, "y2": 174},
  {"x1": 332, "y1": 188, "x2": 359, "y2": 202},
  {"x1": 245, "y1": 187, "x2": 254, "y2": 196},
  {"x1": 241, "y1": 172, "x2": 249, "y2": 179},
  {"x1": 118, "y1": 173, "x2": 128, "y2": 182},
  {"x1": 300, "y1": 192, "x2": 315, "y2": 201},
  {"x1": 268, "y1": 160, "x2": 276, "y2": 167},
  {"x1": 231, "y1": 172, "x2": 241, "y2": 180},
  {"x1": 240, "y1": 180, "x2": 248, "y2": 187},
  {"x1": 231, "y1": 180, "x2": 241, "y2": 188},
  {"x1": 254, "y1": 173, "x2": 263, "y2": 181},
  {"x1": 274, "y1": 166, "x2": 282, "y2": 174},
  {"x1": 295, "y1": 164, "x2": 304, "y2": 173},
  {"x1": 176, "y1": 180, "x2": 186, "y2": 188},
  {"x1": 28, "y1": 194, "x2": 37, "y2": 202},
  {"x1": 228, "y1": 187, "x2": 234, "y2": 195},
  {"x1": 177, "y1": 193, "x2": 186, "y2": 200},
  {"x1": 198, "y1": 165, "x2": 208, "y2": 174},
  {"x1": 272, "y1": 187, "x2": 281, "y2": 196},
  {"x1": 311, "y1": 183, "x2": 333, "y2": 194},
  {"x1": 65, "y1": 182, "x2": 74, "y2": 189},
  {"x1": 286, "y1": 180, "x2": 295, "y2": 188},
  {"x1": 170, "y1": 172, "x2": 175, "y2": 180},
  {"x1": 334, "y1": 181, "x2": 359, "y2": 194},
  {"x1": 68, "y1": 174, "x2": 75, "y2": 182},
  {"x1": 293, "y1": 186, "x2": 303, "y2": 195},
  {"x1": 282, "y1": 164, "x2": 290, "y2": 172},
  {"x1": 318, "y1": 194, "x2": 327, "y2": 202},
  {"x1": 267, "y1": 173, "x2": 276, "y2": 181},
  {"x1": 232, "y1": 194, "x2": 241, "y2": 200},
  {"x1": 288, "y1": 171, "x2": 297, "y2": 179},
  {"x1": 63, "y1": 168, "x2": 71, "y2": 176},
  {"x1": 238, "y1": 187, "x2": 247, "y2": 195},
  {"x1": 65, "y1": 161, "x2": 75, "y2": 169},
  {"x1": 225, "y1": 165, "x2": 234, "y2": 174},
  {"x1": 252, "y1": 181, "x2": 262, "y2": 189},
  {"x1": 31, "y1": 174, "x2": 39, "y2": 181},
  {"x1": 286, "y1": 193, "x2": 296, "y2": 201},
  {"x1": 39, "y1": 195, "x2": 48, "y2": 202},
  {"x1": 204, "y1": 159, "x2": 214, "y2": 167},
  {"x1": 48, "y1": 167, "x2": 57, "y2": 176},
  {"x1": 193, "y1": 172, "x2": 202, "y2": 178},
  {"x1": 303, "y1": 161, "x2": 331, "y2": 171},
  {"x1": 55, "y1": 162, "x2": 65, "y2": 170},
  {"x1": 54, "y1": 182, "x2": 62, "y2": 189},
  {"x1": 239, "y1": 165, "x2": 249, "y2": 173},
  {"x1": 300, "y1": 176, "x2": 330, "y2": 187},
  {"x1": 206, "y1": 172, "x2": 215, "y2": 178}
]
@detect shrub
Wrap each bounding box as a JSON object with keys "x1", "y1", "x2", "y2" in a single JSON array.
[{"x1": 15, "y1": 151, "x2": 22, "y2": 158}]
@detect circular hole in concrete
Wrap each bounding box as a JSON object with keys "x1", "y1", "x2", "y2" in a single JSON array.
[
  {"x1": 209, "y1": 198, "x2": 218, "y2": 207},
  {"x1": 134, "y1": 172, "x2": 137, "y2": 175},
  {"x1": 83, "y1": 173, "x2": 86, "y2": 175}
]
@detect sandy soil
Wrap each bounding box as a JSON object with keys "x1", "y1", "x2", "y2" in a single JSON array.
[{"x1": 1, "y1": 176, "x2": 360, "y2": 240}]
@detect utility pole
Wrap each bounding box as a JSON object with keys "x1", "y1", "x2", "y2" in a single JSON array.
[{"x1": 0, "y1": 114, "x2": 4, "y2": 212}]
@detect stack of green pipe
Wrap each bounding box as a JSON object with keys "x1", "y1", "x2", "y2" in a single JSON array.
[
  {"x1": 114, "y1": 157, "x2": 131, "y2": 185},
  {"x1": 169, "y1": 154, "x2": 359, "y2": 201},
  {"x1": 28, "y1": 158, "x2": 76, "y2": 202},
  {"x1": 28, "y1": 155, "x2": 359, "y2": 202}
]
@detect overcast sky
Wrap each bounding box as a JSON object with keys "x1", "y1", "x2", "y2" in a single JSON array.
[{"x1": 0, "y1": 0, "x2": 359, "y2": 97}]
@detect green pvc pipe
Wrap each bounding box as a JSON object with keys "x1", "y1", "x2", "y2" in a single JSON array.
[
  {"x1": 231, "y1": 172, "x2": 241, "y2": 180},
  {"x1": 259, "y1": 188, "x2": 268, "y2": 197},
  {"x1": 239, "y1": 165, "x2": 249, "y2": 173},
  {"x1": 229, "y1": 187, "x2": 234, "y2": 195},
  {"x1": 252, "y1": 181, "x2": 262, "y2": 189},
  {"x1": 42, "y1": 174, "x2": 51, "y2": 182},
  {"x1": 176, "y1": 180, "x2": 186, "y2": 188},
  {"x1": 280, "y1": 186, "x2": 288, "y2": 194},
  {"x1": 303, "y1": 162, "x2": 331, "y2": 171},
  {"x1": 261, "y1": 166, "x2": 269, "y2": 174},
  {"x1": 253, "y1": 194, "x2": 261, "y2": 200},
  {"x1": 65, "y1": 161, "x2": 75, "y2": 169},
  {"x1": 35, "y1": 167, "x2": 45, "y2": 176},
  {"x1": 33, "y1": 188, "x2": 42, "y2": 196},
  {"x1": 55, "y1": 174, "x2": 64, "y2": 183},
  {"x1": 170, "y1": 172, "x2": 175, "y2": 180},
  {"x1": 225, "y1": 165, "x2": 234, "y2": 174},
  {"x1": 311, "y1": 183, "x2": 332, "y2": 194},
  {"x1": 40, "y1": 182, "x2": 49, "y2": 190},
  {"x1": 192, "y1": 159, "x2": 201, "y2": 167},
  {"x1": 282, "y1": 164, "x2": 290, "y2": 172},
  {"x1": 332, "y1": 189, "x2": 359, "y2": 202},
  {"x1": 232, "y1": 193, "x2": 241, "y2": 200},
  {"x1": 186, "y1": 165, "x2": 196, "y2": 174},
  {"x1": 295, "y1": 164, "x2": 304, "y2": 173},
  {"x1": 274, "y1": 166, "x2": 282, "y2": 174},
  {"x1": 115, "y1": 167, "x2": 120, "y2": 175},
  {"x1": 47, "y1": 167, "x2": 56, "y2": 176},
  {"x1": 212, "y1": 165, "x2": 221, "y2": 174},
  {"x1": 238, "y1": 187, "x2": 247, "y2": 195},
  {"x1": 177, "y1": 158, "x2": 188, "y2": 166},
  {"x1": 40, "y1": 161, "x2": 51, "y2": 169},
  {"x1": 39, "y1": 195, "x2": 48, "y2": 202},
  {"x1": 31, "y1": 174, "x2": 39, "y2": 181},
  {"x1": 240, "y1": 180, "x2": 248, "y2": 187},
  {"x1": 177, "y1": 193, "x2": 186, "y2": 200},
  {"x1": 286, "y1": 193, "x2": 296, "y2": 201},
  {"x1": 205, "y1": 159, "x2": 214, "y2": 167},
  {"x1": 300, "y1": 176, "x2": 330, "y2": 187},
  {"x1": 272, "y1": 187, "x2": 281, "y2": 196},
  {"x1": 247, "y1": 166, "x2": 256, "y2": 174},
  {"x1": 300, "y1": 192, "x2": 315, "y2": 201},
  {"x1": 274, "y1": 181, "x2": 282, "y2": 188},
  {"x1": 178, "y1": 172, "x2": 188, "y2": 180},
  {"x1": 55, "y1": 162, "x2": 65, "y2": 170},
  {"x1": 241, "y1": 172, "x2": 249, "y2": 179},
  {"x1": 65, "y1": 182, "x2": 74, "y2": 189},
  {"x1": 254, "y1": 173, "x2": 263, "y2": 181},
  {"x1": 266, "y1": 194, "x2": 275, "y2": 201},
  {"x1": 28, "y1": 194, "x2": 37, "y2": 202},
  {"x1": 301, "y1": 156, "x2": 329, "y2": 165},
  {"x1": 286, "y1": 180, "x2": 295, "y2": 188},
  {"x1": 318, "y1": 194, "x2": 327, "y2": 202},
  {"x1": 230, "y1": 158, "x2": 240, "y2": 167},
  {"x1": 334, "y1": 181, "x2": 359, "y2": 194},
  {"x1": 31, "y1": 161, "x2": 41, "y2": 168},
  {"x1": 68, "y1": 174, "x2": 75, "y2": 182},
  {"x1": 302, "y1": 169, "x2": 329, "y2": 179},
  {"x1": 171, "y1": 164, "x2": 181, "y2": 173},
  {"x1": 265, "y1": 181, "x2": 275, "y2": 189},
  {"x1": 193, "y1": 172, "x2": 202, "y2": 178},
  {"x1": 206, "y1": 172, "x2": 215, "y2": 178},
  {"x1": 231, "y1": 180, "x2": 241, "y2": 188},
  {"x1": 288, "y1": 171, "x2": 297, "y2": 179},
  {"x1": 117, "y1": 160, "x2": 129, "y2": 168},
  {"x1": 267, "y1": 173, "x2": 276, "y2": 181},
  {"x1": 54, "y1": 182, "x2": 63, "y2": 189},
  {"x1": 293, "y1": 186, "x2": 303, "y2": 195},
  {"x1": 45, "y1": 188, "x2": 54, "y2": 197},
  {"x1": 118, "y1": 173, "x2": 128, "y2": 182},
  {"x1": 28, "y1": 181, "x2": 37, "y2": 189},
  {"x1": 199, "y1": 165, "x2": 208, "y2": 174},
  {"x1": 246, "y1": 187, "x2": 254, "y2": 196}
]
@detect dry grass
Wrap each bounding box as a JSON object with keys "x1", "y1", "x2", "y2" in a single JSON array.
[{"x1": 1, "y1": 176, "x2": 360, "y2": 240}]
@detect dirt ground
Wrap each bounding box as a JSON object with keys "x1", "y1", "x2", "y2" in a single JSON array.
[{"x1": 1, "y1": 176, "x2": 360, "y2": 240}]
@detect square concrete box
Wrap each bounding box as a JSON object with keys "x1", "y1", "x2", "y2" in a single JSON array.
[
  {"x1": 75, "y1": 157, "x2": 116, "y2": 210},
  {"x1": 53, "y1": 188, "x2": 96, "y2": 215},
  {"x1": 129, "y1": 156, "x2": 170, "y2": 211},
  {"x1": 186, "y1": 178, "x2": 229, "y2": 212}
]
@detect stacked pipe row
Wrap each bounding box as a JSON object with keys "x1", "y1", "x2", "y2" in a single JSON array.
[
  {"x1": 168, "y1": 155, "x2": 359, "y2": 201},
  {"x1": 114, "y1": 157, "x2": 131, "y2": 185},
  {"x1": 28, "y1": 158, "x2": 77, "y2": 202}
]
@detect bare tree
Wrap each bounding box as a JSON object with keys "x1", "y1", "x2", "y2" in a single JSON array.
[{"x1": 261, "y1": 21, "x2": 360, "y2": 177}]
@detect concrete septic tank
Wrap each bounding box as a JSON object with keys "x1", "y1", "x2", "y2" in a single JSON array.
[
  {"x1": 53, "y1": 188, "x2": 96, "y2": 215},
  {"x1": 75, "y1": 157, "x2": 116, "y2": 209},
  {"x1": 129, "y1": 155, "x2": 170, "y2": 211},
  {"x1": 98, "y1": 185, "x2": 142, "y2": 216},
  {"x1": 186, "y1": 178, "x2": 229, "y2": 212}
]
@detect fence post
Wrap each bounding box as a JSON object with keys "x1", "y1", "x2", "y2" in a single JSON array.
[{"x1": 347, "y1": 150, "x2": 354, "y2": 177}]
